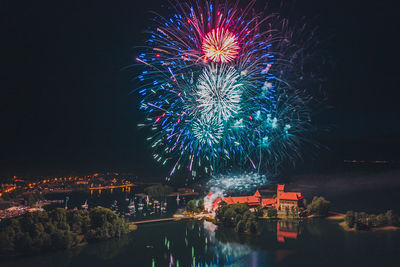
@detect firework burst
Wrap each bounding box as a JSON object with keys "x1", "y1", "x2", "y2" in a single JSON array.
[
  {"x1": 202, "y1": 28, "x2": 240, "y2": 63},
  {"x1": 195, "y1": 64, "x2": 242, "y2": 122},
  {"x1": 136, "y1": 0, "x2": 317, "y2": 176}
]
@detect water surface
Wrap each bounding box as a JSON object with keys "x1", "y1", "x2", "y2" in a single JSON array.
[{"x1": 1, "y1": 219, "x2": 399, "y2": 267}]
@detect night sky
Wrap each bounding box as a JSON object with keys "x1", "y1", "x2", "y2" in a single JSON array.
[{"x1": 2, "y1": 0, "x2": 399, "y2": 179}]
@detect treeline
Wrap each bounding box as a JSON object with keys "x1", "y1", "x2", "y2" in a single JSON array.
[
  {"x1": 215, "y1": 202, "x2": 258, "y2": 234},
  {"x1": 344, "y1": 210, "x2": 399, "y2": 230},
  {"x1": 0, "y1": 207, "x2": 130, "y2": 256},
  {"x1": 305, "y1": 196, "x2": 331, "y2": 217},
  {"x1": 186, "y1": 199, "x2": 204, "y2": 213}
]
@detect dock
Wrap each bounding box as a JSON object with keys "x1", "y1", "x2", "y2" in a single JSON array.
[{"x1": 131, "y1": 216, "x2": 188, "y2": 225}]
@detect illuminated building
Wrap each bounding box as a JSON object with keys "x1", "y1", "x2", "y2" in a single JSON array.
[{"x1": 209, "y1": 184, "x2": 304, "y2": 211}]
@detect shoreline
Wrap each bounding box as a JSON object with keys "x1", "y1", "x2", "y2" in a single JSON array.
[{"x1": 338, "y1": 221, "x2": 400, "y2": 232}]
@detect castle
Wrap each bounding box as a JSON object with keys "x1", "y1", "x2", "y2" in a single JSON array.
[{"x1": 207, "y1": 184, "x2": 303, "y2": 212}]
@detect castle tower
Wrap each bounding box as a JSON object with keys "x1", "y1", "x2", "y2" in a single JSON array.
[{"x1": 277, "y1": 184, "x2": 285, "y2": 209}]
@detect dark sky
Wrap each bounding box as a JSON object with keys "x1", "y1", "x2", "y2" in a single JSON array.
[{"x1": 1, "y1": 0, "x2": 399, "y2": 179}]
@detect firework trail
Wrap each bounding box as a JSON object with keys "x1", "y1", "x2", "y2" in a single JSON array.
[{"x1": 136, "y1": 0, "x2": 317, "y2": 176}]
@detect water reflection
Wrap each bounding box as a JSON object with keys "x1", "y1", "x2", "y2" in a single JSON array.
[
  {"x1": 276, "y1": 220, "x2": 301, "y2": 243},
  {"x1": 89, "y1": 185, "x2": 132, "y2": 196},
  {"x1": 204, "y1": 221, "x2": 253, "y2": 264},
  {"x1": 1, "y1": 219, "x2": 400, "y2": 267},
  {"x1": 158, "y1": 220, "x2": 303, "y2": 266}
]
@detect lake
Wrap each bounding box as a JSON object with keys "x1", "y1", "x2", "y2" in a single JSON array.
[
  {"x1": 2, "y1": 178, "x2": 400, "y2": 267},
  {"x1": 1, "y1": 219, "x2": 399, "y2": 267}
]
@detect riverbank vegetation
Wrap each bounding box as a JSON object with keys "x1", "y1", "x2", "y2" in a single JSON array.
[
  {"x1": 185, "y1": 199, "x2": 204, "y2": 213},
  {"x1": 342, "y1": 209, "x2": 399, "y2": 231},
  {"x1": 306, "y1": 196, "x2": 330, "y2": 217},
  {"x1": 215, "y1": 202, "x2": 258, "y2": 234},
  {"x1": 0, "y1": 207, "x2": 131, "y2": 256}
]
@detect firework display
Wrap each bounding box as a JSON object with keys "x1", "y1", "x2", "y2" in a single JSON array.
[{"x1": 136, "y1": 0, "x2": 314, "y2": 176}]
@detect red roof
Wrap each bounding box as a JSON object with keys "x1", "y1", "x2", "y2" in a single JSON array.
[
  {"x1": 223, "y1": 196, "x2": 260, "y2": 206},
  {"x1": 262, "y1": 198, "x2": 276, "y2": 206},
  {"x1": 212, "y1": 197, "x2": 223, "y2": 210},
  {"x1": 279, "y1": 192, "x2": 303, "y2": 201},
  {"x1": 207, "y1": 191, "x2": 213, "y2": 197},
  {"x1": 277, "y1": 184, "x2": 285, "y2": 191},
  {"x1": 253, "y1": 190, "x2": 261, "y2": 198}
]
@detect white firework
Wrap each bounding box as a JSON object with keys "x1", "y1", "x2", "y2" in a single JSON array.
[{"x1": 195, "y1": 64, "x2": 243, "y2": 122}]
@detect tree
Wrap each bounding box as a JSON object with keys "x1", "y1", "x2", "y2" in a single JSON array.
[
  {"x1": 267, "y1": 207, "x2": 277, "y2": 218},
  {"x1": 302, "y1": 198, "x2": 307, "y2": 208},
  {"x1": 50, "y1": 208, "x2": 69, "y2": 230},
  {"x1": 87, "y1": 207, "x2": 129, "y2": 242},
  {"x1": 235, "y1": 220, "x2": 246, "y2": 233},
  {"x1": 376, "y1": 214, "x2": 387, "y2": 226},
  {"x1": 245, "y1": 218, "x2": 258, "y2": 234},
  {"x1": 242, "y1": 210, "x2": 252, "y2": 222},
  {"x1": 186, "y1": 200, "x2": 197, "y2": 212},
  {"x1": 358, "y1": 212, "x2": 368, "y2": 225},
  {"x1": 223, "y1": 207, "x2": 237, "y2": 226},
  {"x1": 290, "y1": 206, "x2": 298, "y2": 217},
  {"x1": 0, "y1": 207, "x2": 130, "y2": 255},
  {"x1": 67, "y1": 210, "x2": 90, "y2": 233},
  {"x1": 345, "y1": 211, "x2": 355, "y2": 228},
  {"x1": 197, "y1": 199, "x2": 204, "y2": 212},
  {"x1": 385, "y1": 210, "x2": 395, "y2": 225},
  {"x1": 214, "y1": 202, "x2": 258, "y2": 234},
  {"x1": 308, "y1": 196, "x2": 330, "y2": 217},
  {"x1": 215, "y1": 201, "x2": 228, "y2": 221},
  {"x1": 285, "y1": 206, "x2": 290, "y2": 216},
  {"x1": 255, "y1": 205, "x2": 263, "y2": 217},
  {"x1": 235, "y1": 214, "x2": 242, "y2": 224}
]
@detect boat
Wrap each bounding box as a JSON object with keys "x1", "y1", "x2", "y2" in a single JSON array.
[
  {"x1": 111, "y1": 200, "x2": 118, "y2": 211},
  {"x1": 81, "y1": 200, "x2": 88, "y2": 210},
  {"x1": 161, "y1": 201, "x2": 167, "y2": 212},
  {"x1": 128, "y1": 199, "x2": 135, "y2": 210},
  {"x1": 138, "y1": 203, "x2": 144, "y2": 211}
]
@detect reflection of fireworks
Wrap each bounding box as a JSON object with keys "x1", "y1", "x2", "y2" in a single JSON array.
[
  {"x1": 202, "y1": 220, "x2": 253, "y2": 264},
  {"x1": 202, "y1": 28, "x2": 240, "y2": 63},
  {"x1": 136, "y1": 0, "x2": 317, "y2": 176}
]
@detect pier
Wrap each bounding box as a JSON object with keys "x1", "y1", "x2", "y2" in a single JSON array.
[
  {"x1": 131, "y1": 217, "x2": 188, "y2": 225},
  {"x1": 88, "y1": 183, "x2": 135, "y2": 190}
]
